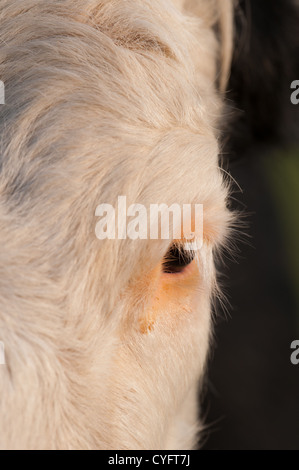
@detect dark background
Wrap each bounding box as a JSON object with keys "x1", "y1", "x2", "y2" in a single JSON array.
[
  {"x1": 203, "y1": 147, "x2": 299, "y2": 450},
  {"x1": 202, "y1": 0, "x2": 299, "y2": 450}
]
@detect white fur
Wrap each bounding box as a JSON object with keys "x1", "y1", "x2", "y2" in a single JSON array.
[{"x1": 0, "y1": 0, "x2": 233, "y2": 449}]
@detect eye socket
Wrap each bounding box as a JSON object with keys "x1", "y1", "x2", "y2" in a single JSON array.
[{"x1": 162, "y1": 244, "x2": 196, "y2": 274}]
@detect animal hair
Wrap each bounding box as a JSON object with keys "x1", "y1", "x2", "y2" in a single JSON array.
[{"x1": 0, "y1": 0, "x2": 238, "y2": 450}]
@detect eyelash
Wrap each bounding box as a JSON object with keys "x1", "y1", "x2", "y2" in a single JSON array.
[{"x1": 162, "y1": 243, "x2": 196, "y2": 275}]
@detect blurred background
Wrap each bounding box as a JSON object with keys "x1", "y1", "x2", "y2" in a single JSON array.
[
  {"x1": 202, "y1": 0, "x2": 299, "y2": 450},
  {"x1": 203, "y1": 146, "x2": 299, "y2": 450}
]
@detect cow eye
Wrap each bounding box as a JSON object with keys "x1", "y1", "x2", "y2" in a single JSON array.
[{"x1": 162, "y1": 243, "x2": 196, "y2": 274}]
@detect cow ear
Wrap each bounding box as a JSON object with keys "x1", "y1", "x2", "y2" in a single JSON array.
[
  {"x1": 182, "y1": 0, "x2": 235, "y2": 92},
  {"x1": 216, "y1": 0, "x2": 235, "y2": 93},
  {"x1": 227, "y1": 0, "x2": 299, "y2": 151}
]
